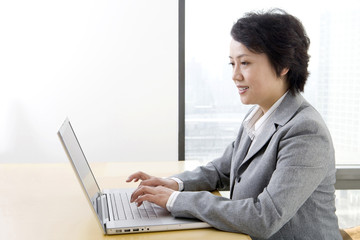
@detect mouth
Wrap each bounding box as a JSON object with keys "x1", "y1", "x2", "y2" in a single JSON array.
[{"x1": 237, "y1": 86, "x2": 249, "y2": 94}]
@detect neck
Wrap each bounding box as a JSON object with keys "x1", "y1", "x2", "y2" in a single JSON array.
[{"x1": 260, "y1": 89, "x2": 288, "y2": 113}]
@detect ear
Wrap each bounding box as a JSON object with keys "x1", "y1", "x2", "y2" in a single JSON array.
[{"x1": 280, "y1": 68, "x2": 289, "y2": 76}]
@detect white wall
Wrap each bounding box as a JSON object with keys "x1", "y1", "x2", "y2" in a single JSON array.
[{"x1": 0, "y1": 0, "x2": 178, "y2": 163}]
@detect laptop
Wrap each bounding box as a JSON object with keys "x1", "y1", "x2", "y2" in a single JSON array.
[{"x1": 57, "y1": 118, "x2": 211, "y2": 235}]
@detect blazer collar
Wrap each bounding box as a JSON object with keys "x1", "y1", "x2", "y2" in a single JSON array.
[
  {"x1": 273, "y1": 92, "x2": 305, "y2": 127},
  {"x1": 241, "y1": 92, "x2": 305, "y2": 165}
]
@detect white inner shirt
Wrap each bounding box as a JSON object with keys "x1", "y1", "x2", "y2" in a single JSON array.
[{"x1": 243, "y1": 91, "x2": 288, "y2": 150}]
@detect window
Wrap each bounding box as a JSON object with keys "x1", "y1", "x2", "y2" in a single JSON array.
[{"x1": 183, "y1": 0, "x2": 360, "y2": 167}]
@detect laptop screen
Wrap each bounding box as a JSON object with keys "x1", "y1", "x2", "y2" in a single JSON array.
[{"x1": 58, "y1": 118, "x2": 101, "y2": 202}]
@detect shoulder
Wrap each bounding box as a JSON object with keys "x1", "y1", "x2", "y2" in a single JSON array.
[
  {"x1": 274, "y1": 93, "x2": 330, "y2": 136},
  {"x1": 274, "y1": 94, "x2": 334, "y2": 158},
  {"x1": 277, "y1": 96, "x2": 334, "y2": 161},
  {"x1": 286, "y1": 99, "x2": 329, "y2": 137}
]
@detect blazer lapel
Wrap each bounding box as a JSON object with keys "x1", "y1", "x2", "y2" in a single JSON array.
[
  {"x1": 229, "y1": 130, "x2": 252, "y2": 196},
  {"x1": 242, "y1": 120, "x2": 277, "y2": 165},
  {"x1": 233, "y1": 131, "x2": 253, "y2": 166},
  {"x1": 236, "y1": 92, "x2": 305, "y2": 174}
]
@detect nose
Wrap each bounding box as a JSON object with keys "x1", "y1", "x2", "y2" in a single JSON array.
[{"x1": 232, "y1": 64, "x2": 243, "y2": 82}]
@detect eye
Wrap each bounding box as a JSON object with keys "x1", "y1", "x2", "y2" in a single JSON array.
[
  {"x1": 241, "y1": 61, "x2": 249, "y2": 66},
  {"x1": 228, "y1": 62, "x2": 235, "y2": 67}
]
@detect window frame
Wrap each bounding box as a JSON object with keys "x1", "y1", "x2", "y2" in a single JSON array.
[{"x1": 178, "y1": 0, "x2": 185, "y2": 161}]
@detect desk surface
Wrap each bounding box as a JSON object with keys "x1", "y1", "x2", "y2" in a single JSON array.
[{"x1": 0, "y1": 161, "x2": 251, "y2": 240}]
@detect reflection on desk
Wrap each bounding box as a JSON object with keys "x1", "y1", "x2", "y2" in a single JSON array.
[{"x1": 0, "y1": 161, "x2": 251, "y2": 240}]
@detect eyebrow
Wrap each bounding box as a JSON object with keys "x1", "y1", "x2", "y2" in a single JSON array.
[{"x1": 229, "y1": 54, "x2": 250, "y2": 59}]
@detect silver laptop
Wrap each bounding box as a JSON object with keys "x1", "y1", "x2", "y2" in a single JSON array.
[{"x1": 57, "y1": 118, "x2": 210, "y2": 235}]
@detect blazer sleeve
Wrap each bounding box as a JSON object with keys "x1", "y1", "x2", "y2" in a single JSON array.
[
  {"x1": 171, "y1": 141, "x2": 235, "y2": 191},
  {"x1": 169, "y1": 114, "x2": 335, "y2": 239}
]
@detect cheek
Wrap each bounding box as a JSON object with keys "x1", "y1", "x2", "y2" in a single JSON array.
[
  {"x1": 250, "y1": 71, "x2": 271, "y2": 89},
  {"x1": 246, "y1": 74, "x2": 261, "y2": 89}
]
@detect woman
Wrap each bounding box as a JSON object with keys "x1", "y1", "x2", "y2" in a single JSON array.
[{"x1": 127, "y1": 9, "x2": 341, "y2": 240}]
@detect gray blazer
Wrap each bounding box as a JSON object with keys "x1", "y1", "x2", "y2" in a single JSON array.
[{"x1": 171, "y1": 93, "x2": 341, "y2": 240}]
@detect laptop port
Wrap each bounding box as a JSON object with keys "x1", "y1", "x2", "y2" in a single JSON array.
[
  {"x1": 124, "y1": 229, "x2": 131, "y2": 232},
  {"x1": 133, "y1": 228, "x2": 139, "y2": 232}
]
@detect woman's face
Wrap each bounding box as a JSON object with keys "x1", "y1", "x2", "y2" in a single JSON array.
[{"x1": 229, "y1": 39, "x2": 288, "y2": 113}]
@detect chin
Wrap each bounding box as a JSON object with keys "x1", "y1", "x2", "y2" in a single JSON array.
[{"x1": 240, "y1": 97, "x2": 252, "y2": 105}]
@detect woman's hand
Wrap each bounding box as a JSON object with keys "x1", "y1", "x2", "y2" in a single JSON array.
[
  {"x1": 126, "y1": 171, "x2": 179, "y2": 191},
  {"x1": 126, "y1": 171, "x2": 179, "y2": 208},
  {"x1": 129, "y1": 185, "x2": 174, "y2": 208}
]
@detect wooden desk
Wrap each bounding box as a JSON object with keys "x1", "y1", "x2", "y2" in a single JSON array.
[{"x1": 0, "y1": 161, "x2": 251, "y2": 240}]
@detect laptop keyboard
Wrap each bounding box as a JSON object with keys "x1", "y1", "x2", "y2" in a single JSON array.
[{"x1": 109, "y1": 192, "x2": 168, "y2": 221}]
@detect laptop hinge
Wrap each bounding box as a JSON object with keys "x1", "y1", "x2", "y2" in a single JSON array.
[{"x1": 96, "y1": 193, "x2": 109, "y2": 227}]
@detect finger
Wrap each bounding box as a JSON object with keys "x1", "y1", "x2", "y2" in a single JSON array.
[
  {"x1": 134, "y1": 194, "x2": 156, "y2": 207},
  {"x1": 130, "y1": 187, "x2": 141, "y2": 202},
  {"x1": 126, "y1": 171, "x2": 143, "y2": 182},
  {"x1": 141, "y1": 178, "x2": 179, "y2": 191},
  {"x1": 134, "y1": 188, "x2": 171, "y2": 209},
  {"x1": 126, "y1": 177, "x2": 140, "y2": 183},
  {"x1": 126, "y1": 171, "x2": 151, "y2": 182},
  {"x1": 130, "y1": 186, "x2": 157, "y2": 202},
  {"x1": 140, "y1": 178, "x2": 164, "y2": 187}
]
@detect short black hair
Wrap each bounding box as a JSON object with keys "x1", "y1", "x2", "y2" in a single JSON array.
[{"x1": 231, "y1": 9, "x2": 310, "y2": 94}]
